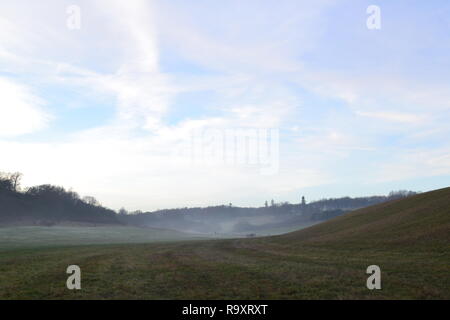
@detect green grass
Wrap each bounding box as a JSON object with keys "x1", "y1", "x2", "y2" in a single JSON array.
[
  {"x1": 0, "y1": 226, "x2": 207, "y2": 251},
  {"x1": 242, "y1": 221, "x2": 321, "y2": 237},
  {"x1": 0, "y1": 187, "x2": 449, "y2": 299}
]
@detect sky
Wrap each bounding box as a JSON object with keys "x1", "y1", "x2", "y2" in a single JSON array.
[{"x1": 0, "y1": 0, "x2": 449, "y2": 211}]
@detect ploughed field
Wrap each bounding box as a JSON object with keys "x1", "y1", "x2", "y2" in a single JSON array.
[{"x1": 0, "y1": 187, "x2": 449, "y2": 299}]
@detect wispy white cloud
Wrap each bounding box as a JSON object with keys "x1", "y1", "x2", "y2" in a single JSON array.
[
  {"x1": 355, "y1": 111, "x2": 424, "y2": 124},
  {"x1": 0, "y1": 78, "x2": 51, "y2": 137},
  {"x1": 375, "y1": 147, "x2": 450, "y2": 183}
]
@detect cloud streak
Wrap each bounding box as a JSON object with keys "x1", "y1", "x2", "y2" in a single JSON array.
[{"x1": 0, "y1": 78, "x2": 51, "y2": 137}]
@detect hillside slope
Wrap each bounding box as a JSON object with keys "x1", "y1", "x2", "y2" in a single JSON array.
[{"x1": 279, "y1": 186, "x2": 450, "y2": 248}]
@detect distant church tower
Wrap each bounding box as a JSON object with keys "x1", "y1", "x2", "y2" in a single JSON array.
[{"x1": 301, "y1": 196, "x2": 306, "y2": 206}]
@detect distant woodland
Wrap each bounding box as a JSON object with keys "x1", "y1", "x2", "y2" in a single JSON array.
[
  {"x1": 0, "y1": 172, "x2": 118, "y2": 226},
  {"x1": 0, "y1": 171, "x2": 417, "y2": 233}
]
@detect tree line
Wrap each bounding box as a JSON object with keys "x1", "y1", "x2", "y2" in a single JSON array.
[
  {"x1": 1, "y1": 170, "x2": 418, "y2": 229},
  {"x1": 0, "y1": 171, "x2": 119, "y2": 225}
]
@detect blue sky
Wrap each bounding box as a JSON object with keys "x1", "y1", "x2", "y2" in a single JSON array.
[{"x1": 0, "y1": 0, "x2": 449, "y2": 211}]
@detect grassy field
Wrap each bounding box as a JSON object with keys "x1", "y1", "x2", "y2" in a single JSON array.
[
  {"x1": 0, "y1": 226, "x2": 208, "y2": 251},
  {"x1": 0, "y1": 187, "x2": 449, "y2": 299}
]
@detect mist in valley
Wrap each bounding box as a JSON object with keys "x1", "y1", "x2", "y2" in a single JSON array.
[
  {"x1": 0, "y1": 171, "x2": 419, "y2": 245},
  {"x1": 116, "y1": 191, "x2": 417, "y2": 237}
]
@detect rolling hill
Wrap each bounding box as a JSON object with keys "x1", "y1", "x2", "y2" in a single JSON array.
[
  {"x1": 279, "y1": 186, "x2": 450, "y2": 247},
  {"x1": 0, "y1": 187, "x2": 448, "y2": 299}
]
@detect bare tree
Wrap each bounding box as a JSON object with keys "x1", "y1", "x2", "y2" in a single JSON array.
[
  {"x1": 10, "y1": 172, "x2": 22, "y2": 191},
  {"x1": 82, "y1": 196, "x2": 101, "y2": 207},
  {"x1": 0, "y1": 171, "x2": 22, "y2": 192}
]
